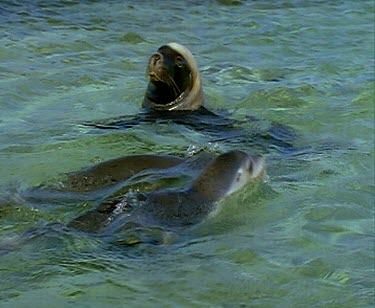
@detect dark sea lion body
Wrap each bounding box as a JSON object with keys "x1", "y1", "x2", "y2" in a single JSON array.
[
  {"x1": 68, "y1": 150, "x2": 266, "y2": 235},
  {"x1": 65, "y1": 154, "x2": 184, "y2": 192}
]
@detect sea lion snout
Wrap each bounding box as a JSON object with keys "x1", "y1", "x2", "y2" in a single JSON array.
[
  {"x1": 150, "y1": 52, "x2": 162, "y2": 68},
  {"x1": 148, "y1": 52, "x2": 164, "y2": 80},
  {"x1": 151, "y1": 52, "x2": 162, "y2": 64},
  {"x1": 249, "y1": 155, "x2": 266, "y2": 179}
]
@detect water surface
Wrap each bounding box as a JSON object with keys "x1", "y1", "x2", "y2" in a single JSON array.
[{"x1": 0, "y1": 1, "x2": 374, "y2": 307}]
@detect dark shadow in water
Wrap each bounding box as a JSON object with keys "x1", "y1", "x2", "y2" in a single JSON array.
[{"x1": 82, "y1": 107, "x2": 299, "y2": 155}]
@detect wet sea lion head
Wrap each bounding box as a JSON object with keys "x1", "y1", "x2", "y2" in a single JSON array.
[
  {"x1": 190, "y1": 150, "x2": 266, "y2": 202},
  {"x1": 143, "y1": 42, "x2": 204, "y2": 111}
]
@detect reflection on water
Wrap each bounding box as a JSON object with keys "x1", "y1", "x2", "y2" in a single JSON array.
[{"x1": 0, "y1": 0, "x2": 374, "y2": 306}]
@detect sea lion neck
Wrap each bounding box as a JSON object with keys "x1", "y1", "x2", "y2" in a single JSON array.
[
  {"x1": 144, "y1": 80, "x2": 179, "y2": 106},
  {"x1": 144, "y1": 190, "x2": 215, "y2": 226}
]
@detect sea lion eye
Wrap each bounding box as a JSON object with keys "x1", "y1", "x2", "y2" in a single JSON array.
[
  {"x1": 176, "y1": 56, "x2": 184, "y2": 68},
  {"x1": 248, "y1": 162, "x2": 253, "y2": 174},
  {"x1": 236, "y1": 171, "x2": 242, "y2": 182}
]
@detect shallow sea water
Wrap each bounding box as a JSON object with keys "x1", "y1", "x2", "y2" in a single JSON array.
[{"x1": 0, "y1": 0, "x2": 374, "y2": 307}]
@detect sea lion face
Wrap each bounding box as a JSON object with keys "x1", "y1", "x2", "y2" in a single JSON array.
[
  {"x1": 191, "y1": 151, "x2": 266, "y2": 202},
  {"x1": 143, "y1": 43, "x2": 204, "y2": 111},
  {"x1": 225, "y1": 152, "x2": 266, "y2": 195}
]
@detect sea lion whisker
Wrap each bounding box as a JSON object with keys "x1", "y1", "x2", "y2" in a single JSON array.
[
  {"x1": 156, "y1": 70, "x2": 181, "y2": 97},
  {"x1": 166, "y1": 75, "x2": 182, "y2": 97}
]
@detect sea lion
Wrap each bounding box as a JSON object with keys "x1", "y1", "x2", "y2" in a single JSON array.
[
  {"x1": 64, "y1": 154, "x2": 185, "y2": 192},
  {"x1": 83, "y1": 43, "x2": 296, "y2": 153},
  {"x1": 68, "y1": 150, "x2": 266, "y2": 234},
  {"x1": 142, "y1": 42, "x2": 204, "y2": 111}
]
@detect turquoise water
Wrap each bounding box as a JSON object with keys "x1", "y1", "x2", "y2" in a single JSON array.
[{"x1": 0, "y1": 0, "x2": 374, "y2": 307}]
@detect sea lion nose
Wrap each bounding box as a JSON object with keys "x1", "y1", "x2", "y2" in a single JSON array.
[
  {"x1": 152, "y1": 52, "x2": 163, "y2": 66},
  {"x1": 249, "y1": 155, "x2": 266, "y2": 178}
]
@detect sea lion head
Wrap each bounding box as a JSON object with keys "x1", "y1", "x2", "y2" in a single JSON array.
[
  {"x1": 190, "y1": 150, "x2": 266, "y2": 202},
  {"x1": 143, "y1": 42, "x2": 204, "y2": 111}
]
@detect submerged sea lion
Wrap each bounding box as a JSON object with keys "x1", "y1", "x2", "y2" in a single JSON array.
[
  {"x1": 143, "y1": 42, "x2": 204, "y2": 111},
  {"x1": 68, "y1": 150, "x2": 266, "y2": 234},
  {"x1": 64, "y1": 154, "x2": 185, "y2": 192}
]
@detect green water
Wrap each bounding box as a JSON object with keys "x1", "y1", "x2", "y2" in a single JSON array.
[{"x1": 0, "y1": 1, "x2": 374, "y2": 307}]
